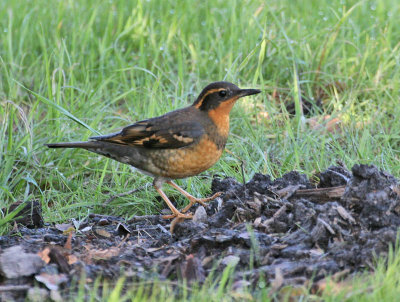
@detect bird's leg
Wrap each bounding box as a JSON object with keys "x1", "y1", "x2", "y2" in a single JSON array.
[
  {"x1": 154, "y1": 180, "x2": 192, "y2": 233},
  {"x1": 166, "y1": 180, "x2": 223, "y2": 213},
  {"x1": 153, "y1": 179, "x2": 193, "y2": 220}
]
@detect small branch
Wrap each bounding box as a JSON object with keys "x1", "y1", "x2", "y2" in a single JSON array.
[
  {"x1": 104, "y1": 185, "x2": 148, "y2": 205},
  {"x1": 289, "y1": 186, "x2": 346, "y2": 203},
  {"x1": 0, "y1": 285, "x2": 31, "y2": 292}
]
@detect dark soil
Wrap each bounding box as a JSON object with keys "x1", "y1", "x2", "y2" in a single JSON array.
[{"x1": 1, "y1": 164, "x2": 400, "y2": 300}]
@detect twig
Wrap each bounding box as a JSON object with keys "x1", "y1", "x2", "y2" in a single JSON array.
[
  {"x1": 128, "y1": 215, "x2": 161, "y2": 223},
  {"x1": 240, "y1": 160, "x2": 246, "y2": 186},
  {"x1": 0, "y1": 285, "x2": 31, "y2": 292},
  {"x1": 157, "y1": 224, "x2": 170, "y2": 234},
  {"x1": 116, "y1": 234, "x2": 130, "y2": 248},
  {"x1": 317, "y1": 217, "x2": 335, "y2": 235},
  {"x1": 326, "y1": 168, "x2": 350, "y2": 183},
  {"x1": 289, "y1": 186, "x2": 346, "y2": 203},
  {"x1": 262, "y1": 204, "x2": 287, "y2": 227},
  {"x1": 104, "y1": 185, "x2": 148, "y2": 205},
  {"x1": 277, "y1": 184, "x2": 302, "y2": 199},
  {"x1": 225, "y1": 148, "x2": 246, "y2": 185}
]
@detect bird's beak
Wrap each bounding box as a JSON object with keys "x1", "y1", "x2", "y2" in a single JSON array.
[{"x1": 236, "y1": 88, "x2": 261, "y2": 98}]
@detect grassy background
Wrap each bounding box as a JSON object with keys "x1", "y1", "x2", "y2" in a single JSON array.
[{"x1": 1, "y1": 0, "x2": 400, "y2": 300}]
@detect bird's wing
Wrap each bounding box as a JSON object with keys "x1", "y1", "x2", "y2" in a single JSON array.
[{"x1": 90, "y1": 119, "x2": 204, "y2": 149}]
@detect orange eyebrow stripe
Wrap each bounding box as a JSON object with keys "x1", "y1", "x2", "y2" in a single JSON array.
[{"x1": 194, "y1": 88, "x2": 226, "y2": 109}]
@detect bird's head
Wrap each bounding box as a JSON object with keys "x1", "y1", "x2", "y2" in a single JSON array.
[
  {"x1": 192, "y1": 81, "x2": 261, "y2": 137},
  {"x1": 193, "y1": 81, "x2": 260, "y2": 114}
]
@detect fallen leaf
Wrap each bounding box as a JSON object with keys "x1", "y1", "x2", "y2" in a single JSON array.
[
  {"x1": 336, "y1": 205, "x2": 356, "y2": 224},
  {"x1": 67, "y1": 254, "x2": 79, "y2": 265},
  {"x1": 94, "y1": 228, "x2": 112, "y2": 238},
  {"x1": 38, "y1": 247, "x2": 51, "y2": 264},
  {"x1": 116, "y1": 223, "x2": 131, "y2": 236},
  {"x1": 253, "y1": 217, "x2": 262, "y2": 228},
  {"x1": 271, "y1": 267, "x2": 284, "y2": 293},
  {"x1": 84, "y1": 245, "x2": 120, "y2": 262},
  {"x1": 55, "y1": 223, "x2": 74, "y2": 232},
  {"x1": 62, "y1": 226, "x2": 76, "y2": 235},
  {"x1": 64, "y1": 232, "x2": 73, "y2": 250},
  {"x1": 35, "y1": 272, "x2": 68, "y2": 291},
  {"x1": 144, "y1": 247, "x2": 164, "y2": 253},
  {"x1": 221, "y1": 255, "x2": 240, "y2": 267},
  {"x1": 80, "y1": 226, "x2": 92, "y2": 232},
  {"x1": 154, "y1": 254, "x2": 180, "y2": 264},
  {"x1": 193, "y1": 206, "x2": 207, "y2": 223},
  {"x1": 307, "y1": 115, "x2": 343, "y2": 133}
]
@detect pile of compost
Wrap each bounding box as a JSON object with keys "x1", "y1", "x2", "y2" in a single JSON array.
[{"x1": 1, "y1": 164, "x2": 400, "y2": 300}]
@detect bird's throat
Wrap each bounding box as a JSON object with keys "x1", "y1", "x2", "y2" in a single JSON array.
[{"x1": 207, "y1": 98, "x2": 237, "y2": 137}]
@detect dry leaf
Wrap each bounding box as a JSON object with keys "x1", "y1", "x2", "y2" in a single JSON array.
[
  {"x1": 55, "y1": 223, "x2": 74, "y2": 232},
  {"x1": 271, "y1": 267, "x2": 284, "y2": 292},
  {"x1": 307, "y1": 115, "x2": 343, "y2": 133},
  {"x1": 67, "y1": 254, "x2": 78, "y2": 265},
  {"x1": 35, "y1": 272, "x2": 68, "y2": 291},
  {"x1": 38, "y1": 247, "x2": 51, "y2": 264},
  {"x1": 62, "y1": 226, "x2": 76, "y2": 235},
  {"x1": 84, "y1": 245, "x2": 120, "y2": 262},
  {"x1": 94, "y1": 228, "x2": 112, "y2": 238},
  {"x1": 64, "y1": 232, "x2": 73, "y2": 250},
  {"x1": 221, "y1": 255, "x2": 240, "y2": 266},
  {"x1": 116, "y1": 223, "x2": 131, "y2": 236},
  {"x1": 336, "y1": 206, "x2": 356, "y2": 224}
]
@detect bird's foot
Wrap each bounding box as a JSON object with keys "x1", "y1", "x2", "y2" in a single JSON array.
[
  {"x1": 162, "y1": 212, "x2": 193, "y2": 220},
  {"x1": 181, "y1": 191, "x2": 223, "y2": 213},
  {"x1": 162, "y1": 212, "x2": 193, "y2": 233},
  {"x1": 162, "y1": 192, "x2": 223, "y2": 234}
]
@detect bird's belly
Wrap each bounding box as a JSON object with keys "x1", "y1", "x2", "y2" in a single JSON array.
[{"x1": 147, "y1": 136, "x2": 223, "y2": 179}]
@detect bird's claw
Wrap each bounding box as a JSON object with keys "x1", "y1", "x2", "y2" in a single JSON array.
[{"x1": 162, "y1": 212, "x2": 193, "y2": 233}]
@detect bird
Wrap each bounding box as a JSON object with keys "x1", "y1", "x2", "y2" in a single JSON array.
[{"x1": 46, "y1": 81, "x2": 261, "y2": 232}]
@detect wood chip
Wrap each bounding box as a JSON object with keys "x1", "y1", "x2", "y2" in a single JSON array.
[{"x1": 336, "y1": 206, "x2": 356, "y2": 224}]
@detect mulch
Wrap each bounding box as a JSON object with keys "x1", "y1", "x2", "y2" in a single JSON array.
[{"x1": 1, "y1": 164, "x2": 400, "y2": 300}]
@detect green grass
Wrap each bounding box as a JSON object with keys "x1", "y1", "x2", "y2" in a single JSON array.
[{"x1": 1, "y1": 0, "x2": 400, "y2": 300}]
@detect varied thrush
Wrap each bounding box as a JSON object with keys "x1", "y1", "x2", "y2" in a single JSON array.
[{"x1": 47, "y1": 81, "x2": 260, "y2": 231}]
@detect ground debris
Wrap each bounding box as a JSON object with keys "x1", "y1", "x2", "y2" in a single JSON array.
[
  {"x1": 7, "y1": 200, "x2": 44, "y2": 229},
  {"x1": 0, "y1": 246, "x2": 45, "y2": 279},
  {"x1": 35, "y1": 272, "x2": 68, "y2": 291},
  {"x1": 1, "y1": 164, "x2": 400, "y2": 299}
]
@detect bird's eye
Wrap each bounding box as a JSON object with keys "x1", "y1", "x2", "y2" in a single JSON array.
[{"x1": 218, "y1": 90, "x2": 227, "y2": 97}]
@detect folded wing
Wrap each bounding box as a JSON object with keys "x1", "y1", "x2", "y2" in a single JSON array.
[{"x1": 90, "y1": 119, "x2": 204, "y2": 149}]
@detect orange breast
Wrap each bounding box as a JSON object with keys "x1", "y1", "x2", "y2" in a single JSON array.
[{"x1": 148, "y1": 135, "x2": 223, "y2": 179}]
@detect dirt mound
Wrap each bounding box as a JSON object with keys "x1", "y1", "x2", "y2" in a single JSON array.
[{"x1": 1, "y1": 164, "x2": 400, "y2": 300}]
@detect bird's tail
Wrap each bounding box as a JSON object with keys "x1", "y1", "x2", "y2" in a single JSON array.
[
  {"x1": 45, "y1": 141, "x2": 99, "y2": 149},
  {"x1": 46, "y1": 141, "x2": 145, "y2": 169}
]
